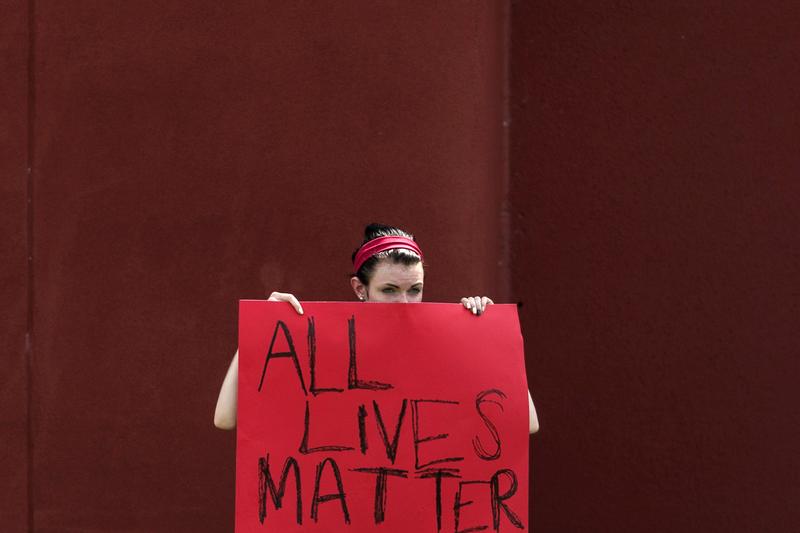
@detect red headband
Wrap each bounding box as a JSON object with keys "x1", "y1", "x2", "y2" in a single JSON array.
[{"x1": 353, "y1": 236, "x2": 423, "y2": 273}]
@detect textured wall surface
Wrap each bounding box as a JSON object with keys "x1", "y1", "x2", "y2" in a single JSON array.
[
  {"x1": 0, "y1": 0, "x2": 29, "y2": 531},
  {"x1": 5, "y1": 1, "x2": 799, "y2": 532},
  {"x1": 511, "y1": 2, "x2": 800, "y2": 531},
  {"x1": 4, "y1": 1, "x2": 508, "y2": 531}
]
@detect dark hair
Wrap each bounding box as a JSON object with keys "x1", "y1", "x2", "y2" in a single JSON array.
[{"x1": 351, "y1": 223, "x2": 422, "y2": 285}]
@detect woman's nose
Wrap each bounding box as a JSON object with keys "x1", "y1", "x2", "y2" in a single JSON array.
[{"x1": 400, "y1": 292, "x2": 409, "y2": 303}]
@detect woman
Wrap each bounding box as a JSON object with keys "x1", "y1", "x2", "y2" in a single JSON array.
[{"x1": 215, "y1": 223, "x2": 539, "y2": 434}]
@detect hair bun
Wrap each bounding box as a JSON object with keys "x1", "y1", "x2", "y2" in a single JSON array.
[{"x1": 363, "y1": 223, "x2": 413, "y2": 242}]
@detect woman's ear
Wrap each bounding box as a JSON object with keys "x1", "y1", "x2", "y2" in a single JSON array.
[{"x1": 350, "y1": 276, "x2": 367, "y2": 301}]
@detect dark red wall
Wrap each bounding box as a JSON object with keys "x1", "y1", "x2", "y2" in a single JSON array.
[
  {"x1": 1, "y1": 1, "x2": 29, "y2": 531},
  {"x1": 4, "y1": 1, "x2": 799, "y2": 532},
  {"x1": 3, "y1": 2, "x2": 508, "y2": 532},
  {"x1": 512, "y1": 2, "x2": 800, "y2": 531}
]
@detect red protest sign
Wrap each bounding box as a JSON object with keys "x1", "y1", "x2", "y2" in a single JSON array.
[{"x1": 236, "y1": 301, "x2": 529, "y2": 532}]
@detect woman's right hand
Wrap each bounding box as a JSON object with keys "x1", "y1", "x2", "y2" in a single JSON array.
[
  {"x1": 214, "y1": 291, "x2": 303, "y2": 430},
  {"x1": 267, "y1": 291, "x2": 304, "y2": 315}
]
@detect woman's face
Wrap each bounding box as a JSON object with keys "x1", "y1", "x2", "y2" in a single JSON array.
[{"x1": 352, "y1": 260, "x2": 424, "y2": 303}]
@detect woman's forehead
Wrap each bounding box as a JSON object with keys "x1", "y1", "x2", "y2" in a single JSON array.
[{"x1": 370, "y1": 261, "x2": 424, "y2": 285}]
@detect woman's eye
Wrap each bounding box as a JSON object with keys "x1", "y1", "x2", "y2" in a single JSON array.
[
  {"x1": 409, "y1": 288, "x2": 421, "y2": 294},
  {"x1": 382, "y1": 287, "x2": 395, "y2": 293}
]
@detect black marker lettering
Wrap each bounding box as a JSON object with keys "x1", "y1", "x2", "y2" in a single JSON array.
[
  {"x1": 351, "y1": 467, "x2": 408, "y2": 524},
  {"x1": 373, "y1": 399, "x2": 407, "y2": 464},
  {"x1": 358, "y1": 404, "x2": 368, "y2": 454},
  {"x1": 417, "y1": 468, "x2": 461, "y2": 531},
  {"x1": 411, "y1": 399, "x2": 464, "y2": 469},
  {"x1": 311, "y1": 457, "x2": 350, "y2": 524},
  {"x1": 472, "y1": 389, "x2": 506, "y2": 461},
  {"x1": 348, "y1": 316, "x2": 392, "y2": 390},
  {"x1": 300, "y1": 401, "x2": 354, "y2": 454},
  {"x1": 490, "y1": 469, "x2": 524, "y2": 530},
  {"x1": 454, "y1": 480, "x2": 490, "y2": 533},
  {"x1": 308, "y1": 317, "x2": 344, "y2": 396},
  {"x1": 257, "y1": 454, "x2": 302, "y2": 525},
  {"x1": 258, "y1": 320, "x2": 307, "y2": 395}
]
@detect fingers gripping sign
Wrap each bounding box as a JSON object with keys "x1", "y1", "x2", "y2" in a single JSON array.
[
  {"x1": 461, "y1": 296, "x2": 494, "y2": 316},
  {"x1": 268, "y1": 291, "x2": 304, "y2": 315}
]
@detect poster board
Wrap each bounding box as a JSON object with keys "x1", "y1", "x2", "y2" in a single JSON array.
[{"x1": 236, "y1": 301, "x2": 529, "y2": 532}]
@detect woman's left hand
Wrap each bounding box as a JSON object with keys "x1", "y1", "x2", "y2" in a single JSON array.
[{"x1": 461, "y1": 296, "x2": 493, "y2": 315}]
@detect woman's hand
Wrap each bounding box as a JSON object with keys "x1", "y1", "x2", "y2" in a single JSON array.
[
  {"x1": 214, "y1": 291, "x2": 303, "y2": 430},
  {"x1": 267, "y1": 291, "x2": 304, "y2": 315},
  {"x1": 461, "y1": 296, "x2": 493, "y2": 315}
]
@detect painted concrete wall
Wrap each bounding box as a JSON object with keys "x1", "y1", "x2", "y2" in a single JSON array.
[
  {"x1": 512, "y1": 2, "x2": 799, "y2": 531},
  {"x1": 3, "y1": 2, "x2": 507, "y2": 531},
  {"x1": 3, "y1": 1, "x2": 798, "y2": 532},
  {"x1": 1, "y1": 1, "x2": 30, "y2": 531}
]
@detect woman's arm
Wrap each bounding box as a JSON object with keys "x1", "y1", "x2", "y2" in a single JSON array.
[
  {"x1": 459, "y1": 297, "x2": 538, "y2": 432},
  {"x1": 213, "y1": 292, "x2": 304, "y2": 430},
  {"x1": 528, "y1": 390, "x2": 540, "y2": 434},
  {"x1": 214, "y1": 350, "x2": 238, "y2": 430}
]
